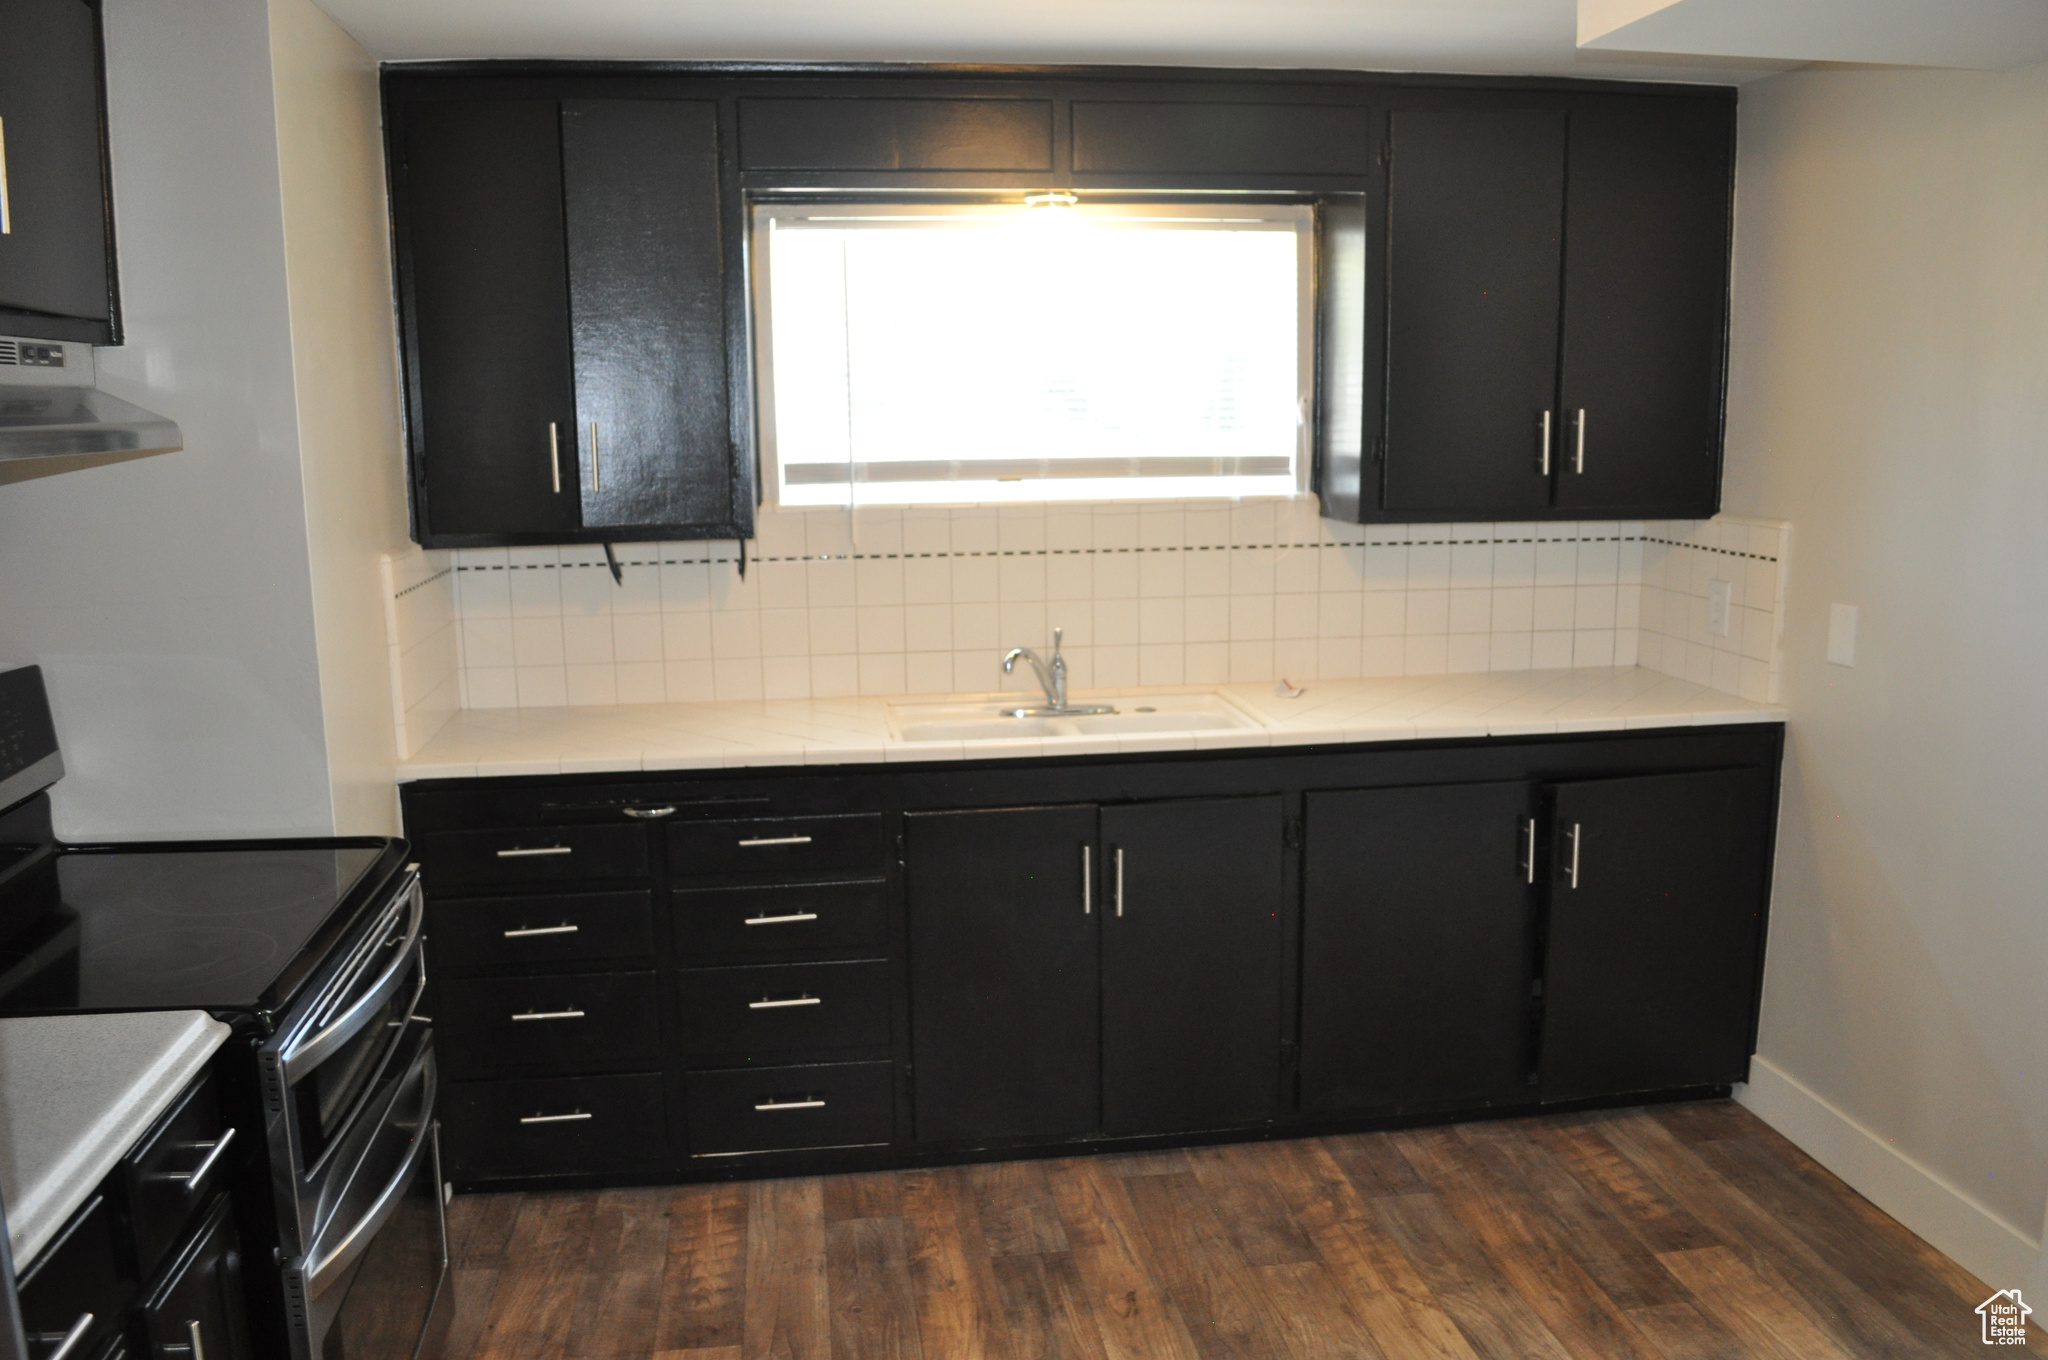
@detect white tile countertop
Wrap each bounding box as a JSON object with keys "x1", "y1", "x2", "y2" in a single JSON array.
[
  {"x1": 0, "y1": 1011, "x2": 228, "y2": 1265},
  {"x1": 398, "y1": 666, "x2": 1784, "y2": 781}
]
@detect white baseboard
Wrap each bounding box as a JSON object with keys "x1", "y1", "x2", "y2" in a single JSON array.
[{"x1": 1736, "y1": 1055, "x2": 2041, "y2": 1289}]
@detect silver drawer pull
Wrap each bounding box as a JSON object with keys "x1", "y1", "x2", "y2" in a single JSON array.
[
  {"x1": 1568, "y1": 822, "x2": 1582, "y2": 889},
  {"x1": 622, "y1": 805, "x2": 676, "y2": 820},
  {"x1": 511, "y1": 1009, "x2": 586, "y2": 1022},
  {"x1": 186, "y1": 1320, "x2": 207, "y2": 1360},
  {"x1": 519, "y1": 1110, "x2": 592, "y2": 1125},
  {"x1": 155, "y1": 1126, "x2": 237, "y2": 1194},
  {"x1": 737, "y1": 834, "x2": 813, "y2": 847},
  {"x1": 503, "y1": 923, "x2": 579, "y2": 939},
  {"x1": 496, "y1": 845, "x2": 572, "y2": 859},
  {"x1": 753, "y1": 1098, "x2": 826, "y2": 1112},
  {"x1": 42, "y1": 1313, "x2": 95, "y2": 1360},
  {"x1": 744, "y1": 912, "x2": 819, "y2": 926},
  {"x1": 748, "y1": 995, "x2": 821, "y2": 1010}
]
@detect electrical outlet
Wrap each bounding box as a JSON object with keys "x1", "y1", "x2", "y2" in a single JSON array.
[
  {"x1": 1828, "y1": 604, "x2": 1858, "y2": 667},
  {"x1": 1708, "y1": 579, "x2": 1732, "y2": 637}
]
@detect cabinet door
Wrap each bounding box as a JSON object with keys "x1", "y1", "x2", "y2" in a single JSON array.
[
  {"x1": 1382, "y1": 109, "x2": 1565, "y2": 516},
  {"x1": 1541, "y1": 767, "x2": 1772, "y2": 1101},
  {"x1": 138, "y1": 1194, "x2": 252, "y2": 1360},
  {"x1": 906, "y1": 805, "x2": 1098, "y2": 1143},
  {"x1": 0, "y1": 0, "x2": 112, "y2": 328},
  {"x1": 562, "y1": 99, "x2": 739, "y2": 537},
  {"x1": 1101, "y1": 796, "x2": 1284, "y2": 1135},
  {"x1": 1555, "y1": 98, "x2": 1733, "y2": 515},
  {"x1": 398, "y1": 100, "x2": 579, "y2": 540},
  {"x1": 1300, "y1": 782, "x2": 1534, "y2": 1114}
]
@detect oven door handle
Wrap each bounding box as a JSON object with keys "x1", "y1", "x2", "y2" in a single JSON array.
[
  {"x1": 282, "y1": 878, "x2": 425, "y2": 1083},
  {"x1": 304, "y1": 1049, "x2": 438, "y2": 1295}
]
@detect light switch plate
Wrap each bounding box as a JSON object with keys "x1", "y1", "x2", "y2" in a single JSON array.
[
  {"x1": 1707, "y1": 579, "x2": 1732, "y2": 637},
  {"x1": 1828, "y1": 603, "x2": 1858, "y2": 667}
]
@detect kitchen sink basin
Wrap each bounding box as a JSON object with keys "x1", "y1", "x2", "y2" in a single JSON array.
[{"x1": 890, "y1": 692, "x2": 1261, "y2": 742}]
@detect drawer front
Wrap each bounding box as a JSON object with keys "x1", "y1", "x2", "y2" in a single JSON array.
[
  {"x1": 429, "y1": 890, "x2": 654, "y2": 976},
  {"x1": 684, "y1": 1061, "x2": 894, "y2": 1155},
  {"x1": 667, "y1": 814, "x2": 887, "y2": 878},
  {"x1": 414, "y1": 823, "x2": 648, "y2": 893},
  {"x1": 676, "y1": 959, "x2": 891, "y2": 1059},
  {"x1": 19, "y1": 1193, "x2": 126, "y2": 1360},
  {"x1": 443, "y1": 1073, "x2": 668, "y2": 1180},
  {"x1": 437, "y1": 971, "x2": 659, "y2": 1079},
  {"x1": 138, "y1": 1193, "x2": 250, "y2": 1360},
  {"x1": 672, "y1": 879, "x2": 888, "y2": 958},
  {"x1": 121, "y1": 1074, "x2": 232, "y2": 1282}
]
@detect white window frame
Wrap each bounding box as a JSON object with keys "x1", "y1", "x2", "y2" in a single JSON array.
[{"x1": 747, "y1": 198, "x2": 1318, "y2": 510}]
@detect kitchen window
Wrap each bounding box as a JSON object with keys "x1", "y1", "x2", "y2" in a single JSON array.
[{"x1": 751, "y1": 200, "x2": 1315, "y2": 507}]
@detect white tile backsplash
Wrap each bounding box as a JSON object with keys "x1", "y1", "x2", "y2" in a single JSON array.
[{"x1": 384, "y1": 502, "x2": 1790, "y2": 717}]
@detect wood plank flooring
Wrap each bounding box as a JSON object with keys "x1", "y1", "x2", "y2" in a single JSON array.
[{"x1": 434, "y1": 1101, "x2": 2036, "y2": 1359}]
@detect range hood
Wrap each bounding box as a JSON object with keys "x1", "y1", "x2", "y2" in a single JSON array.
[{"x1": 0, "y1": 335, "x2": 181, "y2": 486}]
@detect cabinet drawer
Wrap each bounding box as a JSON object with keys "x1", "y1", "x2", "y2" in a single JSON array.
[
  {"x1": 443, "y1": 1073, "x2": 668, "y2": 1180},
  {"x1": 676, "y1": 959, "x2": 890, "y2": 1060},
  {"x1": 672, "y1": 879, "x2": 887, "y2": 958},
  {"x1": 429, "y1": 890, "x2": 654, "y2": 976},
  {"x1": 137, "y1": 1193, "x2": 250, "y2": 1360},
  {"x1": 414, "y1": 824, "x2": 648, "y2": 893},
  {"x1": 437, "y1": 971, "x2": 659, "y2": 1079},
  {"x1": 120, "y1": 1073, "x2": 233, "y2": 1282},
  {"x1": 683, "y1": 1061, "x2": 894, "y2": 1155},
  {"x1": 18, "y1": 1193, "x2": 126, "y2": 1360},
  {"x1": 667, "y1": 814, "x2": 887, "y2": 878}
]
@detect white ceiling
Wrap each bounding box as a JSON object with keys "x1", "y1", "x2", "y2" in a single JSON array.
[
  {"x1": 312, "y1": 0, "x2": 1787, "y2": 84},
  {"x1": 1580, "y1": 0, "x2": 2048, "y2": 70}
]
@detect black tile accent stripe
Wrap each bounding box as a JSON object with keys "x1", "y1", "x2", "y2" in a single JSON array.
[{"x1": 393, "y1": 566, "x2": 453, "y2": 598}]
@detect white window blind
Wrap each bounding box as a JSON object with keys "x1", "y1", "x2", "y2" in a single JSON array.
[{"x1": 752, "y1": 202, "x2": 1312, "y2": 507}]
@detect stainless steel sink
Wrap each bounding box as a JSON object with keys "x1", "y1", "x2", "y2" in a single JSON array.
[{"x1": 890, "y1": 692, "x2": 1261, "y2": 742}]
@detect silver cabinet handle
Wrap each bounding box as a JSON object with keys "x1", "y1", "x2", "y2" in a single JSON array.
[
  {"x1": 738, "y1": 835, "x2": 812, "y2": 848},
  {"x1": 754, "y1": 1098, "x2": 825, "y2": 1112},
  {"x1": 511, "y1": 1009, "x2": 585, "y2": 1022},
  {"x1": 1523, "y1": 818, "x2": 1537, "y2": 885},
  {"x1": 157, "y1": 1126, "x2": 237, "y2": 1195},
  {"x1": 548, "y1": 422, "x2": 561, "y2": 493},
  {"x1": 1574, "y1": 408, "x2": 1587, "y2": 474},
  {"x1": 43, "y1": 1313, "x2": 94, "y2": 1360},
  {"x1": 0, "y1": 117, "x2": 11, "y2": 236},
  {"x1": 748, "y1": 996, "x2": 820, "y2": 1010},
  {"x1": 1114, "y1": 847, "x2": 1125, "y2": 917},
  {"x1": 1538, "y1": 410, "x2": 1553, "y2": 476},
  {"x1": 589, "y1": 421, "x2": 601, "y2": 493},
  {"x1": 519, "y1": 1110, "x2": 591, "y2": 1125},
  {"x1": 745, "y1": 912, "x2": 818, "y2": 926},
  {"x1": 1082, "y1": 844, "x2": 1092, "y2": 916},
  {"x1": 504, "y1": 923, "x2": 578, "y2": 939},
  {"x1": 1567, "y1": 822, "x2": 1582, "y2": 889},
  {"x1": 622, "y1": 805, "x2": 676, "y2": 820},
  {"x1": 496, "y1": 845, "x2": 571, "y2": 859},
  {"x1": 187, "y1": 1320, "x2": 208, "y2": 1360}
]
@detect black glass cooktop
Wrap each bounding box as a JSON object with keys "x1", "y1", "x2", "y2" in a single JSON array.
[{"x1": 0, "y1": 843, "x2": 390, "y2": 1015}]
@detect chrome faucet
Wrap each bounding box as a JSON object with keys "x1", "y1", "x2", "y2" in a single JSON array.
[{"x1": 1001, "y1": 628, "x2": 1114, "y2": 717}]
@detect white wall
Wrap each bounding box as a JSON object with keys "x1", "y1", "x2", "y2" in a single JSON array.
[
  {"x1": 1725, "y1": 62, "x2": 2048, "y2": 1287},
  {"x1": 0, "y1": 0, "x2": 334, "y2": 838}
]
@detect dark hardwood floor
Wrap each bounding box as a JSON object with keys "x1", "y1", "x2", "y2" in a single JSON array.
[{"x1": 435, "y1": 1101, "x2": 2033, "y2": 1359}]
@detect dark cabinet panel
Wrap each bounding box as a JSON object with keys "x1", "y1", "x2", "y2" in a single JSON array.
[
  {"x1": 1072, "y1": 101, "x2": 1373, "y2": 178},
  {"x1": 675, "y1": 958, "x2": 891, "y2": 1059},
  {"x1": 18, "y1": 1193, "x2": 126, "y2": 1360},
  {"x1": 1100, "y1": 796, "x2": 1284, "y2": 1135},
  {"x1": 413, "y1": 822, "x2": 648, "y2": 894},
  {"x1": 137, "y1": 1194, "x2": 252, "y2": 1360},
  {"x1": 1555, "y1": 98, "x2": 1732, "y2": 515},
  {"x1": 1382, "y1": 108, "x2": 1566, "y2": 516},
  {"x1": 562, "y1": 99, "x2": 740, "y2": 536},
  {"x1": 437, "y1": 970, "x2": 661, "y2": 1079},
  {"x1": 682, "y1": 1061, "x2": 895, "y2": 1155},
  {"x1": 427, "y1": 889, "x2": 654, "y2": 976},
  {"x1": 1300, "y1": 782, "x2": 1534, "y2": 1114},
  {"x1": 667, "y1": 813, "x2": 889, "y2": 878},
  {"x1": 443, "y1": 1072, "x2": 668, "y2": 1179},
  {"x1": 739, "y1": 98, "x2": 1054, "y2": 171},
  {"x1": 0, "y1": 0, "x2": 114, "y2": 335},
  {"x1": 906, "y1": 805, "x2": 1099, "y2": 1144},
  {"x1": 1540, "y1": 767, "x2": 1772, "y2": 1101},
  {"x1": 398, "y1": 100, "x2": 579, "y2": 539},
  {"x1": 671, "y1": 878, "x2": 889, "y2": 958}
]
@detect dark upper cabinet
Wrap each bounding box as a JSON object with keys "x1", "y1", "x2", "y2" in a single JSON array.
[
  {"x1": 738, "y1": 98, "x2": 1054, "y2": 172},
  {"x1": 1539, "y1": 767, "x2": 1772, "y2": 1101},
  {"x1": 1071, "y1": 101, "x2": 1374, "y2": 184},
  {"x1": 392, "y1": 96, "x2": 748, "y2": 547},
  {"x1": 1100, "y1": 796, "x2": 1284, "y2": 1135},
  {"x1": 1555, "y1": 97, "x2": 1733, "y2": 514},
  {"x1": 1300, "y1": 782, "x2": 1536, "y2": 1115},
  {"x1": 1381, "y1": 108, "x2": 1566, "y2": 517},
  {"x1": 0, "y1": 0, "x2": 119, "y2": 342},
  {"x1": 905, "y1": 805, "x2": 1100, "y2": 1144}
]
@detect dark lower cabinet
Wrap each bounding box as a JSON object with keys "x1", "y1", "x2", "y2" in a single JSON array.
[
  {"x1": 436, "y1": 970, "x2": 660, "y2": 1078},
  {"x1": 1300, "y1": 782, "x2": 1536, "y2": 1114},
  {"x1": 906, "y1": 805, "x2": 1100, "y2": 1144},
  {"x1": 442, "y1": 1072, "x2": 668, "y2": 1179},
  {"x1": 683, "y1": 1061, "x2": 895, "y2": 1155},
  {"x1": 18, "y1": 1194, "x2": 125, "y2": 1360},
  {"x1": 1100, "y1": 796, "x2": 1286, "y2": 1135},
  {"x1": 137, "y1": 1195, "x2": 251, "y2": 1360},
  {"x1": 1539, "y1": 767, "x2": 1772, "y2": 1101}
]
